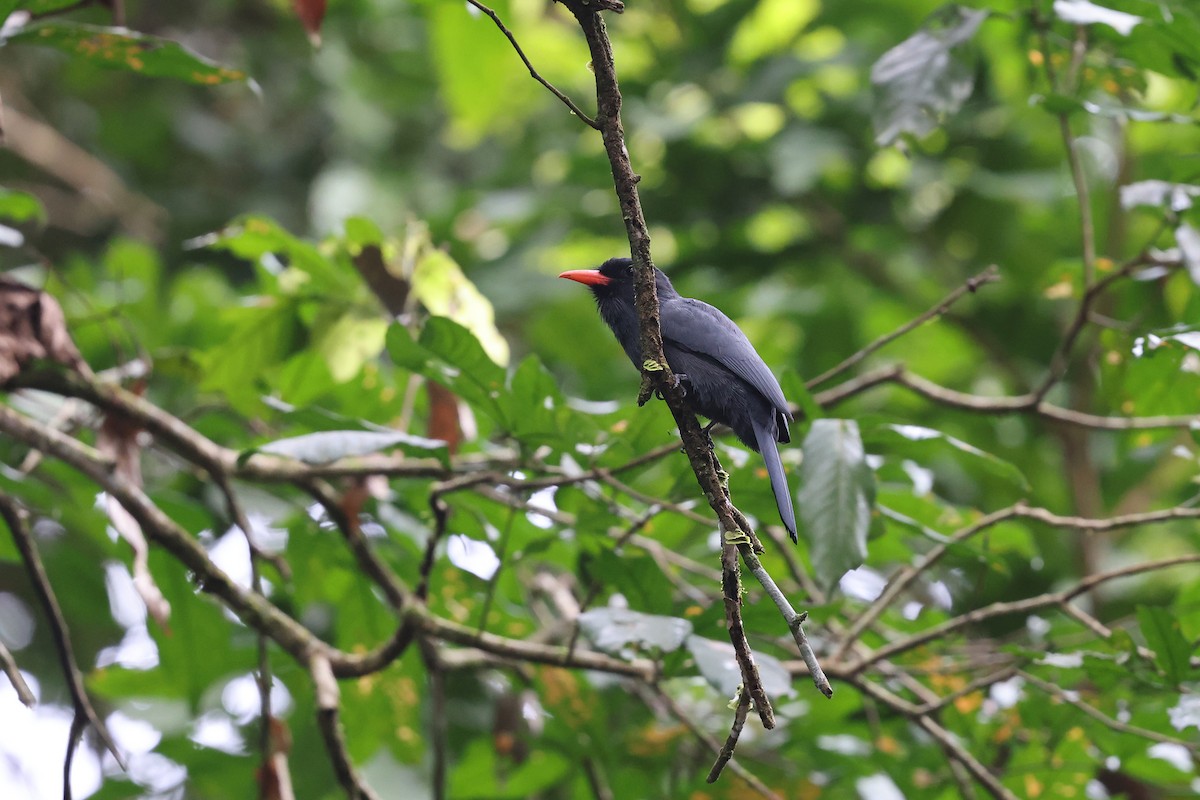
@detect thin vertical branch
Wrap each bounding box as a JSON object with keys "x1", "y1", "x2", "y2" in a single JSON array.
[
  {"x1": 310, "y1": 653, "x2": 380, "y2": 800},
  {"x1": 0, "y1": 494, "x2": 127, "y2": 776}
]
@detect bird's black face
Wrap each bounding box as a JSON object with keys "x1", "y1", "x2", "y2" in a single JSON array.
[
  {"x1": 558, "y1": 258, "x2": 673, "y2": 302},
  {"x1": 596, "y1": 257, "x2": 635, "y2": 286},
  {"x1": 558, "y1": 257, "x2": 633, "y2": 297}
]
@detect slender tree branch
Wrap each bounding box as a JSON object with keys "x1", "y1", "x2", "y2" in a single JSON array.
[
  {"x1": 851, "y1": 676, "x2": 1015, "y2": 799},
  {"x1": 0, "y1": 402, "x2": 651, "y2": 682},
  {"x1": 0, "y1": 493, "x2": 127, "y2": 773},
  {"x1": 814, "y1": 364, "x2": 1200, "y2": 430},
  {"x1": 0, "y1": 640, "x2": 35, "y2": 708},
  {"x1": 914, "y1": 714, "x2": 1017, "y2": 800},
  {"x1": 739, "y1": 545, "x2": 831, "y2": 697},
  {"x1": 310, "y1": 653, "x2": 380, "y2": 800},
  {"x1": 719, "y1": 540, "x2": 774, "y2": 728},
  {"x1": 838, "y1": 503, "x2": 1200, "y2": 661},
  {"x1": 807, "y1": 265, "x2": 1000, "y2": 389},
  {"x1": 914, "y1": 666, "x2": 1018, "y2": 715},
  {"x1": 707, "y1": 685, "x2": 751, "y2": 783},
  {"x1": 465, "y1": 0, "x2": 599, "y2": 128},
  {"x1": 1019, "y1": 671, "x2": 1198, "y2": 751},
  {"x1": 641, "y1": 683, "x2": 782, "y2": 800},
  {"x1": 856, "y1": 553, "x2": 1200, "y2": 669}
]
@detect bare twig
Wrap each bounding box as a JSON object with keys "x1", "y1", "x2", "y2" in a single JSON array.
[
  {"x1": 857, "y1": 553, "x2": 1200, "y2": 669},
  {"x1": 1019, "y1": 671, "x2": 1198, "y2": 751},
  {"x1": 813, "y1": 364, "x2": 1200, "y2": 430},
  {"x1": 838, "y1": 503, "x2": 1200, "y2": 661},
  {"x1": 310, "y1": 653, "x2": 380, "y2": 800},
  {"x1": 739, "y1": 545, "x2": 831, "y2": 698},
  {"x1": 0, "y1": 641, "x2": 35, "y2": 708},
  {"x1": 643, "y1": 684, "x2": 782, "y2": 800},
  {"x1": 707, "y1": 686, "x2": 751, "y2": 783},
  {"x1": 914, "y1": 666, "x2": 1018, "y2": 715},
  {"x1": 0, "y1": 494, "x2": 127, "y2": 773},
  {"x1": 807, "y1": 265, "x2": 1000, "y2": 389},
  {"x1": 719, "y1": 540, "x2": 774, "y2": 728},
  {"x1": 465, "y1": 0, "x2": 599, "y2": 128}
]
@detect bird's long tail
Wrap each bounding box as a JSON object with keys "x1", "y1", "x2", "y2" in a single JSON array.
[{"x1": 753, "y1": 420, "x2": 797, "y2": 543}]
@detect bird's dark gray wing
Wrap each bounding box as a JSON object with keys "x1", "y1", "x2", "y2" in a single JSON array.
[{"x1": 660, "y1": 297, "x2": 790, "y2": 416}]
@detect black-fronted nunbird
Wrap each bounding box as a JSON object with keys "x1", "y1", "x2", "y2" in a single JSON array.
[{"x1": 559, "y1": 257, "x2": 797, "y2": 542}]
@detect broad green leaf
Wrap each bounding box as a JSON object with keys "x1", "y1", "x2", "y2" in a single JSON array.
[
  {"x1": 798, "y1": 419, "x2": 873, "y2": 593},
  {"x1": 6, "y1": 22, "x2": 251, "y2": 84},
  {"x1": 578, "y1": 607, "x2": 693, "y2": 654},
  {"x1": 199, "y1": 297, "x2": 302, "y2": 413},
  {"x1": 250, "y1": 428, "x2": 448, "y2": 465},
  {"x1": 0, "y1": 188, "x2": 46, "y2": 225},
  {"x1": 1137, "y1": 606, "x2": 1192, "y2": 685},
  {"x1": 863, "y1": 423, "x2": 1030, "y2": 492},
  {"x1": 201, "y1": 216, "x2": 356, "y2": 296},
  {"x1": 411, "y1": 249, "x2": 509, "y2": 366},
  {"x1": 502, "y1": 354, "x2": 562, "y2": 444},
  {"x1": 387, "y1": 317, "x2": 508, "y2": 426},
  {"x1": 581, "y1": 550, "x2": 675, "y2": 615},
  {"x1": 869, "y1": 5, "x2": 987, "y2": 145},
  {"x1": 343, "y1": 215, "x2": 384, "y2": 248},
  {"x1": 686, "y1": 635, "x2": 795, "y2": 699}
]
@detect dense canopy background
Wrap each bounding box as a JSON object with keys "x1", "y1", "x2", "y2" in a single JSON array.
[{"x1": 1, "y1": 0, "x2": 1199, "y2": 798}]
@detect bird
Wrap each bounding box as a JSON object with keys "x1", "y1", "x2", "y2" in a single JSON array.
[{"x1": 559, "y1": 257, "x2": 797, "y2": 542}]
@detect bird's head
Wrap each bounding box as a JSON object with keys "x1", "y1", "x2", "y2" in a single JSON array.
[{"x1": 558, "y1": 258, "x2": 675, "y2": 301}]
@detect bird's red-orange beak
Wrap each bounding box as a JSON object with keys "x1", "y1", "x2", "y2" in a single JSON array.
[{"x1": 558, "y1": 269, "x2": 611, "y2": 286}]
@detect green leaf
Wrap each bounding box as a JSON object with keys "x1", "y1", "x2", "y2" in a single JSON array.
[
  {"x1": 798, "y1": 419, "x2": 873, "y2": 593},
  {"x1": 578, "y1": 607, "x2": 693, "y2": 654},
  {"x1": 581, "y1": 550, "x2": 675, "y2": 615},
  {"x1": 449, "y1": 740, "x2": 570, "y2": 799},
  {"x1": 411, "y1": 249, "x2": 509, "y2": 366},
  {"x1": 251, "y1": 429, "x2": 448, "y2": 466},
  {"x1": 386, "y1": 317, "x2": 508, "y2": 426},
  {"x1": 502, "y1": 354, "x2": 562, "y2": 444},
  {"x1": 1137, "y1": 606, "x2": 1192, "y2": 684},
  {"x1": 869, "y1": 5, "x2": 988, "y2": 145},
  {"x1": 0, "y1": 188, "x2": 46, "y2": 225},
  {"x1": 686, "y1": 635, "x2": 795, "y2": 699},
  {"x1": 6, "y1": 22, "x2": 252, "y2": 84},
  {"x1": 863, "y1": 423, "x2": 1030, "y2": 491},
  {"x1": 201, "y1": 216, "x2": 356, "y2": 296},
  {"x1": 199, "y1": 297, "x2": 303, "y2": 413}
]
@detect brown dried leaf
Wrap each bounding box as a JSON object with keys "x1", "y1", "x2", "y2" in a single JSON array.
[
  {"x1": 258, "y1": 717, "x2": 296, "y2": 800},
  {"x1": 292, "y1": 0, "x2": 327, "y2": 47},
  {"x1": 0, "y1": 277, "x2": 91, "y2": 384},
  {"x1": 426, "y1": 381, "x2": 461, "y2": 456}
]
